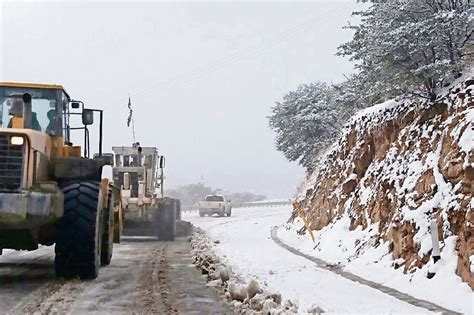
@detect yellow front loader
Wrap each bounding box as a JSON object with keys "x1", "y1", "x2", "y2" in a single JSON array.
[{"x1": 0, "y1": 82, "x2": 122, "y2": 279}]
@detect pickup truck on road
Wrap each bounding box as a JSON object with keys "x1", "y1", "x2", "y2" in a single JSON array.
[{"x1": 198, "y1": 195, "x2": 232, "y2": 217}]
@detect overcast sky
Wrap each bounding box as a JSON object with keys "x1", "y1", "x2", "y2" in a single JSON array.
[{"x1": 1, "y1": 0, "x2": 363, "y2": 198}]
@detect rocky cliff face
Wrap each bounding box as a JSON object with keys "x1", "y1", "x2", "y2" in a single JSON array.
[{"x1": 299, "y1": 76, "x2": 473, "y2": 288}]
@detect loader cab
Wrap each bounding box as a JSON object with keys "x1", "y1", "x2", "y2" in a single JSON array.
[
  {"x1": 0, "y1": 84, "x2": 68, "y2": 137},
  {"x1": 0, "y1": 82, "x2": 105, "y2": 160},
  {"x1": 0, "y1": 82, "x2": 107, "y2": 193}
]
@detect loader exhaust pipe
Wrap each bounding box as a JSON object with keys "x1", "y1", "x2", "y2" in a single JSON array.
[
  {"x1": 137, "y1": 146, "x2": 142, "y2": 167},
  {"x1": 22, "y1": 93, "x2": 32, "y2": 129}
]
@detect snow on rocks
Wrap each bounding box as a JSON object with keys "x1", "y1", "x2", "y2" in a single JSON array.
[
  {"x1": 190, "y1": 227, "x2": 301, "y2": 314},
  {"x1": 228, "y1": 280, "x2": 247, "y2": 302},
  {"x1": 306, "y1": 304, "x2": 324, "y2": 314},
  {"x1": 246, "y1": 278, "x2": 263, "y2": 299},
  {"x1": 299, "y1": 74, "x2": 473, "y2": 276},
  {"x1": 219, "y1": 265, "x2": 230, "y2": 283}
]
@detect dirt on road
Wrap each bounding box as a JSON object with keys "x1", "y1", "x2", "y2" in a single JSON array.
[{"x1": 1, "y1": 236, "x2": 229, "y2": 314}]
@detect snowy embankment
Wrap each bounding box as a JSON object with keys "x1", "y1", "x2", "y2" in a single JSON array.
[
  {"x1": 184, "y1": 206, "x2": 437, "y2": 314},
  {"x1": 290, "y1": 74, "x2": 473, "y2": 314},
  {"x1": 278, "y1": 218, "x2": 472, "y2": 314}
]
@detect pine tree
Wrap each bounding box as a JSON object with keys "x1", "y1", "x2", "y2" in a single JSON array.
[
  {"x1": 338, "y1": 0, "x2": 472, "y2": 100},
  {"x1": 269, "y1": 82, "x2": 356, "y2": 169}
]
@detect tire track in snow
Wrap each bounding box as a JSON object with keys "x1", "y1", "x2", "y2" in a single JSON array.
[
  {"x1": 138, "y1": 242, "x2": 179, "y2": 314},
  {"x1": 270, "y1": 226, "x2": 460, "y2": 315}
]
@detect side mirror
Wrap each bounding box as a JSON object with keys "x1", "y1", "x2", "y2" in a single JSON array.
[
  {"x1": 71, "y1": 102, "x2": 81, "y2": 109},
  {"x1": 82, "y1": 109, "x2": 94, "y2": 125},
  {"x1": 159, "y1": 156, "x2": 165, "y2": 168}
]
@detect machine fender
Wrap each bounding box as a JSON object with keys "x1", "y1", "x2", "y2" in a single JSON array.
[{"x1": 113, "y1": 187, "x2": 123, "y2": 243}]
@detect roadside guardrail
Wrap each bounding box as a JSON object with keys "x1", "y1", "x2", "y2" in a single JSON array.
[{"x1": 181, "y1": 200, "x2": 293, "y2": 213}]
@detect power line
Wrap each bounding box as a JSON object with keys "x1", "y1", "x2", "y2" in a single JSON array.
[
  {"x1": 112, "y1": 3, "x2": 353, "y2": 105},
  {"x1": 134, "y1": 4, "x2": 350, "y2": 98}
]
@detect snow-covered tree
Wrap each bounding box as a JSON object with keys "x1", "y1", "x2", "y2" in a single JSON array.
[
  {"x1": 269, "y1": 82, "x2": 355, "y2": 169},
  {"x1": 338, "y1": 0, "x2": 473, "y2": 100},
  {"x1": 332, "y1": 74, "x2": 377, "y2": 112},
  {"x1": 269, "y1": 1, "x2": 472, "y2": 169}
]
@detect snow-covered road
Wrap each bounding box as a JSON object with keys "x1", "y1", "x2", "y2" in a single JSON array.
[
  {"x1": 185, "y1": 206, "x2": 456, "y2": 314},
  {"x1": 0, "y1": 237, "x2": 228, "y2": 314}
]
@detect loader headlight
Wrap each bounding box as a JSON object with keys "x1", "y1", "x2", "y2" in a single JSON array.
[{"x1": 10, "y1": 136, "x2": 24, "y2": 146}]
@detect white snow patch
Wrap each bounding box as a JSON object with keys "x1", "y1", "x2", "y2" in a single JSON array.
[{"x1": 280, "y1": 216, "x2": 472, "y2": 314}]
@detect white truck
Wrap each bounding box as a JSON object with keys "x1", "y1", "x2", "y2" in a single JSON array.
[{"x1": 198, "y1": 195, "x2": 232, "y2": 217}]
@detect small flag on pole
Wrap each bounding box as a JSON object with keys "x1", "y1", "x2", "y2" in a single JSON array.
[{"x1": 127, "y1": 97, "x2": 133, "y2": 127}]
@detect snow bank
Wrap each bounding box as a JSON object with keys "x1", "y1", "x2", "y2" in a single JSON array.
[
  {"x1": 279, "y1": 218, "x2": 472, "y2": 314},
  {"x1": 190, "y1": 227, "x2": 300, "y2": 314}
]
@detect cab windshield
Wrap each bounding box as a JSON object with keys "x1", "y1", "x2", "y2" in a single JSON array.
[
  {"x1": 205, "y1": 195, "x2": 224, "y2": 202},
  {"x1": 0, "y1": 87, "x2": 59, "y2": 134},
  {"x1": 114, "y1": 154, "x2": 153, "y2": 168}
]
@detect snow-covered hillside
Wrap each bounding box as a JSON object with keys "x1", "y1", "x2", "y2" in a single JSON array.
[{"x1": 292, "y1": 73, "x2": 473, "y2": 304}]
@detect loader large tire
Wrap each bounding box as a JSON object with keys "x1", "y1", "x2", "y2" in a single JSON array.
[
  {"x1": 155, "y1": 199, "x2": 176, "y2": 241},
  {"x1": 101, "y1": 190, "x2": 114, "y2": 266},
  {"x1": 55, "y1": 181, "x2": 102, "y2": 279}
]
